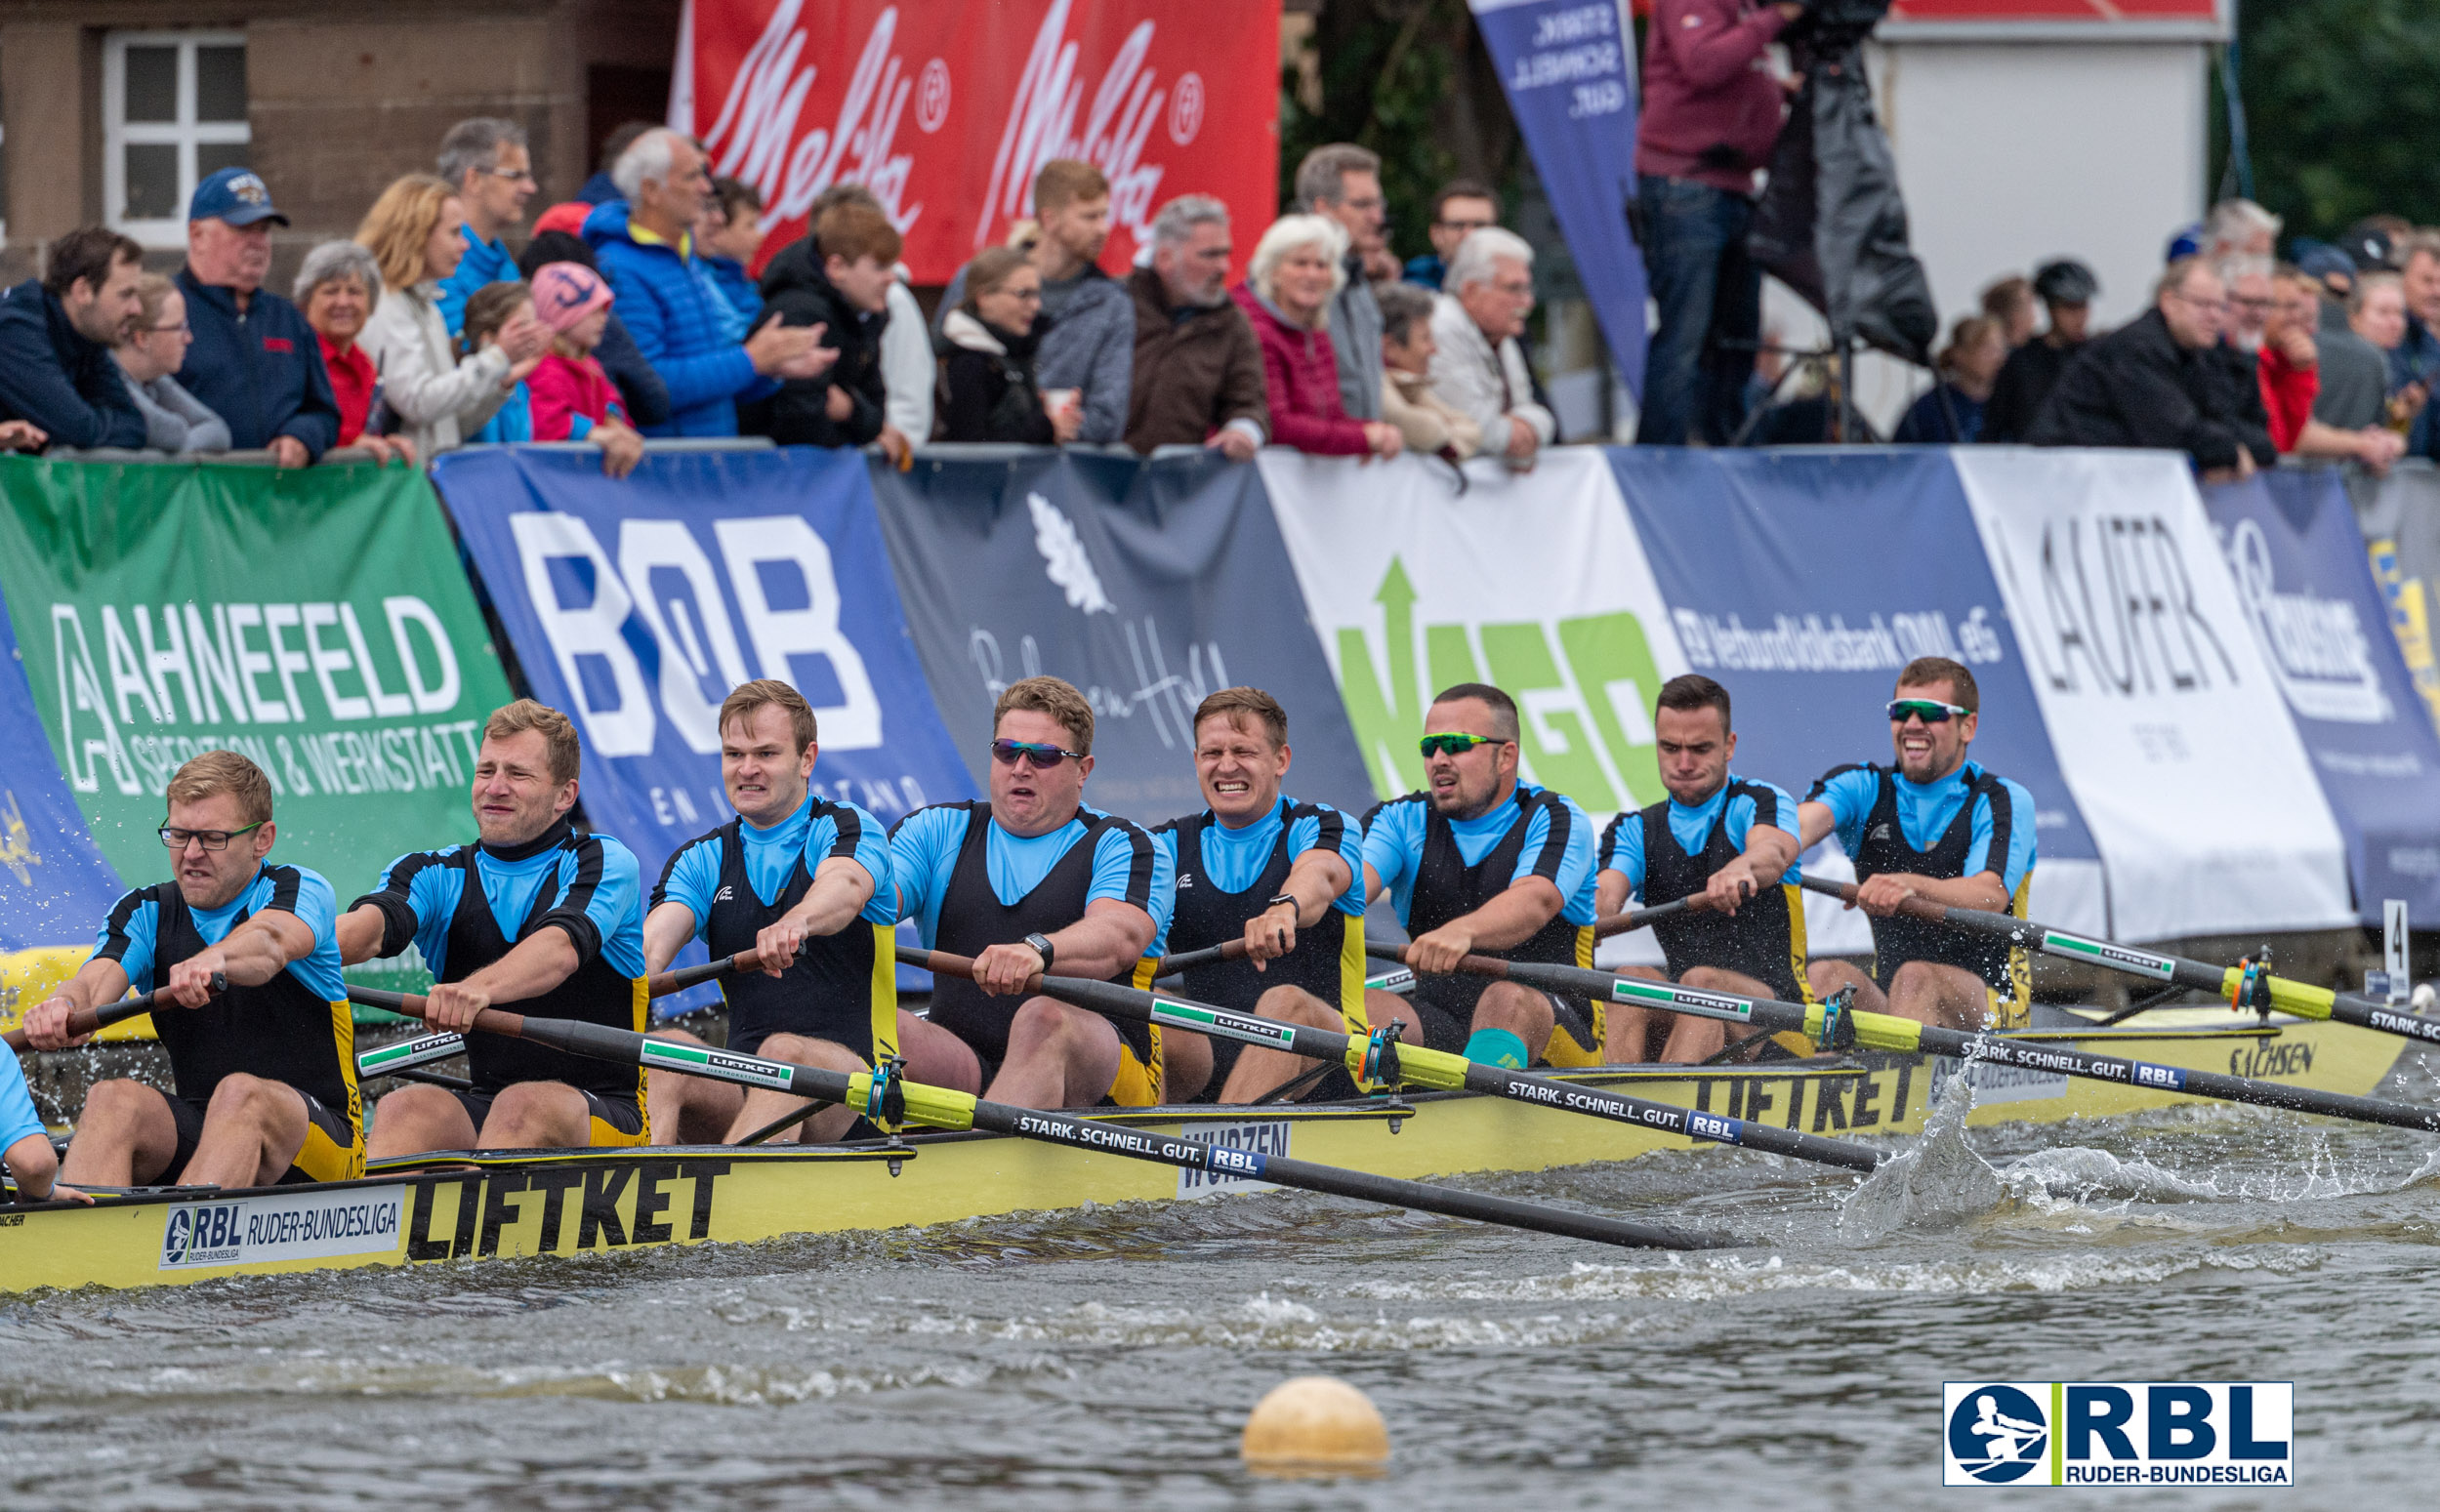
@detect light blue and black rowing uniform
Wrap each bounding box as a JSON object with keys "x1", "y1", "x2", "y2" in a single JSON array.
[
  {"x1": 1597, "y1": 774, "x2": 1812, "y2": 1003},
  {"x1": 91, "y1": 863, "x2": 363, "y2": 1183},
  {"x1": 0, "y1": 1047, "x2": 43, "y2": 1178},
  {"x1": 1360, "y1": 782, "x2": 1603, "y2": 1069},
  {"x1": 1806, "y1": 759, "x2": 2039, "y2": 1024},
  {"x1": 352, "y1": 818, "x2": 652, "y2": 1144},
  {"x1": 889, "y1": 800, "x2": 1173, "y2": 1105},
  {"x1": 1147, "y1": 796, "x2": 1369, "y2": 1101},
  {"x1": 650, "y1": 795, "x2": 898, "y2": 1064}
]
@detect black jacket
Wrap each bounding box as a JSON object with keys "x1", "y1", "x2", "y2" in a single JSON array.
[
  {"x1": 1980, "y1": 335, "x2": 2082, "y2": 444},
  {"x1": 517, "y1": 229, "x2": 671, "y2": 431},
  {"x1": 738, "y1": 237, "x2": 887, "y2": 447},
  {"x1": 2027, "y1": 308, "x2": 2275, "y2": 470},
  {"x1": 939, "y1": 312, "x2": 1055, "y2": 444},
  {"x1": 0, "y1": 279, "x2": 145, "y2": 449}
]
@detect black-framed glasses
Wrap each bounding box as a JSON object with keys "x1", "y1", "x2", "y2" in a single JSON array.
[
  {"x1": 158, "y1": 820, "x2": 265, "y2": 850},
  {"x1": 1886, "y1": 699, "x2": 1970, "y2": 724},
  {"x1": 990, "y1": 738, "x2": 1083, "y2": 767},
  {"x1": 1418, "y1": 731, "x2": 1504, "y2": 758}
]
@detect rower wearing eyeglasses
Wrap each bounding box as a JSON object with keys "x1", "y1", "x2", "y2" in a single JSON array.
[
  {"x1": 1796, "y1": 656, "x2": 2038, "y2": 1030},
  {"x1": 22, "y1": 751, "x2": 361, "y2": 1192},
  {"x1": 886, "y1": 676, "x2": 1173, "y2": 1110},
  {"x1": 1360, "y1": 681, "x2": 1605, "y2": 1069}
]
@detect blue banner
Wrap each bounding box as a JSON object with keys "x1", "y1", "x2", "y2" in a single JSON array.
[
  {"x1": 1471, "y1": 0, "x2": 1648, "y2": 398},
  {"x1": 432, "y1": 447, "x2": 977, "y2": 894},
  {"x1": 0, "y1": 594, "x2": 125, "y2": 956},
  {"x1": 2204, "y1": 470, "x2": 2440, "y2": 920},
  {"x1": 869, "y1": 450, "x2": 1376, "y2": 825}
]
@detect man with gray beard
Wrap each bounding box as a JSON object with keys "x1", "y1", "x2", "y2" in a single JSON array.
[{"x1": 1123, "y1": 194, "x2": 1268, "y2": 458}]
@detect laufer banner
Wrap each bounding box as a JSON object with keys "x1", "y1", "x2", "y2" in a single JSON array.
[
  {"x1": 0, "y1": 459, "x2": 513, "y2": 941},
  {"x1": 870, "y1": 448, "x2": 1374, "y2": 824},
  {"x1": 1954, "y1": 448, "x2": 2353, "y2": 941},
  {"x1": 673, "y1": 0, "x2": 1281, "y2": 284}
]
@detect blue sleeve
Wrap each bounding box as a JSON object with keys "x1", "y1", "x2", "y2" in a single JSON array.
[
  {"x1": 1806, "y1": 767, "x2": 1879, "y2": 855},
  {"x1": 269, "y1": 870, "x2": 349, "y2": 1002},
  {"x1": 598, "y1": 249, "x2": 759, "y2": 415},
  {"x1": 1146, "y1": 829, "x2": 1179, "y2": 954},
  {"x1": 0, "y1": 1053, "x2": 42, "y2": 1153},
  {"x1": 1599, "y1": 812, "x2": 1645, "y2": 900},
  {"x1": 648, "y1": 836, "x2": 724, "y2": 944},
  {"x1": 275, "y1": 304, "x2": 340, "y2": 458},
  {"x1": 1290, "y1": 807, "x2": 1368, "y2": 918},
  {"x1": 535, "y1": 837, "x2": 642, "y2": 973},
  {"x1": 1361, "y1": 802, "x2": 1419, "y2": 893},
  {"x1": 887, "y1": 807, "x2": 964, "y2": 941},
  {"x1": 1963, "y1": 779, "x2": 2039, "y2": 898},
  {"x1": 1089, "y1": 823, "x2": 1170, "y2": 938},
  {"x1": 0, "y1": 300, "x2": 147, "y2": 450},
  {"x1": 813, "y1": 803, "x2": 898, "y2": 927},
  {"x1": 91, "y1": 889, "x2": 158, "y2": 994},
  {"x1": 1732, "y1": 781, "x2": 1802, "y2": 883}
]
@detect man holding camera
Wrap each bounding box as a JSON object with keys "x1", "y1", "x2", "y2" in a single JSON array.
[{"x1": 1634, "y1": 0, "x2": 1803, "y2": 447}]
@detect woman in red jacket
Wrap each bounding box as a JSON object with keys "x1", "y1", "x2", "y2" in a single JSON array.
[{"x1": 1232, "y1": 216, "x2": 1403, "y2": 459}]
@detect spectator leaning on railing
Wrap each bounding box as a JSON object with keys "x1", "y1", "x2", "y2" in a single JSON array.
[
  {"x1": 1376, "y1": 280, "x2": 1478, "y2": 462},
  {"x1": 0, "y1": 225, "x2": 145, "y2": 451},
  {"x1": 523, "y1": 262, "x2": 645, "y2": 478},
  {"x1": 586, "y1": 129, "x2": 833, "y2": 436},
  {"x1": 1405, "y1": 181, "x2": 1500, "y2": 294},
  {"x1": 2392, "y1": 234, "x2": 2440, "y2": 430},
  {"x1": 1430, "y1": 227, "x2": 1554, "y2": 470},
  {"x1": 1294, "y1": 143, "x2": 1387, "y2": 426},
  {"x1": 295, "y1": 240, "x2": 413, "y2": 466},
  {"x1": 2270, "y1": 264, "x2": 2406, "y2": 472},
  {"x1": 113, "y1": 273, "x2": 228, "y2": 455},
  {"x1": 1233, "y1": 214, "x2": 1400, "y2": 460},
  {"x1": 2029, "y1": 256, "x2": 2274, "y2": 480},
  {"x1": 356, "y1": 174, "x2": 550, "y2": 463},
  {"x1": 434, "y1": 118, "x2": 536, "y2": 336},
  {"x1": 1123, "y1": 194, "x2": 1267, "y2": 460},
  {"x1": 1981, "y1": 259, "x2": 2095, "y2": 444},
  {"x1": 939, "y1": 247, "x2": 1075, "y2": 445},
  {"x1": 174, "y1": 168, "x2": 340, "y2": 467},
  {"x1": 745, "y1": 200, "x2": 904, "y2": 461}
]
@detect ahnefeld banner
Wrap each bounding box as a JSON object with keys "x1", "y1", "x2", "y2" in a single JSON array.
[{"x1": 0, "y1": 458, "x2": 513, "y2": 919}]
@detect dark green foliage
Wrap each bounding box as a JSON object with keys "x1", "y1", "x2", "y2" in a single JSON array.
[{"x1": 2222, "y1": 0, "x2": 2440, "y2": 239}]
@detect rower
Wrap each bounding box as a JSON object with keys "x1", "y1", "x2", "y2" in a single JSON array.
[
  {"x1": 641, "y1": 679, "x2": 959, "y2": 1143},
  {"x1": 888, "y1": 675, "x2": 1172, "y2": 1109},
  {"x1": 336, "y1": 700, "x2": 651, "y2": 1156},
  {"x1": 22, "y1": 752, "x2": 362, "y2": 1190},
  {"x1": 1595, "y1": 674, "x2": 1809, "y2": 1062},
  {"x1": 0, "y1": 1043, "x2": 74, "y2": 1204},
  {"x1": 1148, "y1": 687, "x2": 1379, "y2": 1103},
  {"x1": 1360, "y1": 682, "x2": 1603, "y2": 1069},
  {"x1": 1795, "y1": 656, "x2": 2038, "y2": 1030}
]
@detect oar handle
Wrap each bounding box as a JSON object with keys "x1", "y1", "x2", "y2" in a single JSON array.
[
  {"x1": 1795, "y1": 875, "x2": 1964, "y2": 929},
  {"x1": 1152, "y1": 938, "x2": 1251, "y2": 976},
  {"x1": 644, "y1": 933, "x2": 830, "y2": 999},
  {"x1": 900, "y1": 945, "x2": 1055, "y2": 997},
  {"x1": 5, "y1": 973, "x2": 227, "y2": 1052},
  {"x1": 345, "y1": 985, "x2": 530, "y2": 1042},
  {"x1": 1363, "y1": 939, "x2": 1517, "y2": 981},
  {"x1": 1592, "y1": 897, "x2": 1695, "y2": 940}
]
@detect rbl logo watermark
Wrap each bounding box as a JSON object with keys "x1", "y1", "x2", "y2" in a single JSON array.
[{"x1": 1942, "y1": 1382, "x2": 2293, "y2": 1487}]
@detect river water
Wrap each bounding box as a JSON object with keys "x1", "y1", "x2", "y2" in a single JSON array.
[{"x1": 6, "y1": 1055, "x2": 2440, "y2": 1510}]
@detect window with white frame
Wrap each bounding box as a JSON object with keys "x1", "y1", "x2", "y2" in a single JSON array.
[{"x1": 105, "y1": 31, "x2": 248, "y2": 245}]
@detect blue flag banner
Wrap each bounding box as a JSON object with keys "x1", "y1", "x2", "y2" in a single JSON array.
[
  {"x1": 869, "y1": 449, "x2": 1376, "y2": 825},
  {"x1": 1608, "y1": 447, "x2": 2104, "y2": 933},
  {"x1": 2203, "y1": 470, "x2": 2440, "y2": 921},
  {"x1": 0, "y1": 591, "x2": 126, "y2": 956},
  {"x1": 1470, "y1": 0, "x2": 1649, "y2": 398}
]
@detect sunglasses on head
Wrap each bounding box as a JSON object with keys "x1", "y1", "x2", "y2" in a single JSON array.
[
  {"x1": 1886, "y1": 698, "x2": 1970, "y2": 724},
  {"x1": 990, "y1": 738, "x2": 1084, "y2": 767},
  {"x1": 1418, "y1": 731, "x2": 1504, "y2": 758}
]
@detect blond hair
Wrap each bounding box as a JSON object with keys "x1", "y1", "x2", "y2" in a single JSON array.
[
  {"x1": 166, "y1": 751, "x2": 273, "y2": 826},
  {"x1": 1193, "y1": 686, "x2": 1288, "y2": 748},
  {"x1": 719, "y1": 678, "x2": 817, "y2": 755},
  {"x1": 994, "y1": 675, "x2": 1095, "y2": 755},
  {"x1": 355, "y1": 174, "x2": 461, "y2": 295},
  {"x1": 483, "y1": 699, "x2": 582, "y2": 785}
]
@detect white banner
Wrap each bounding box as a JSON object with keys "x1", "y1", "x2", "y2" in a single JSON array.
[{"x1": 1954, "y1": 449, "x2": 2354, "y2": 940}]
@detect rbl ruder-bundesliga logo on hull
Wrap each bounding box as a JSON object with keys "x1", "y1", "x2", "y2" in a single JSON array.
[{"x1": 1942, "y1": 1382, "x2": 2294, "y2": 1487}]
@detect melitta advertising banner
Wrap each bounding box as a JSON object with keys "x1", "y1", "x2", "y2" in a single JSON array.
[
  {"x1": 871, "y1": 450, "x2": 1372, "y2": 823},
  {"x1": 1953, "y1": 449, "x2": 2354, "y2": 941},
  {"x1": 2200, "y1": 470, "x2": 2440, "y2": 921},
  {"x1": 672, "y1": 0, "x2": 1282, "y2": 283},
  {"x1": 433, "y1": 447, "x2": 975, "y2": 889},
  {"x1": 0, "y1": 458, "x2": 512, "y2": 905}
]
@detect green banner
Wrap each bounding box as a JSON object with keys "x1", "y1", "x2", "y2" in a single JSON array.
[{"x1": 0, "y1": 458, "x2": 513, "y2": 960}]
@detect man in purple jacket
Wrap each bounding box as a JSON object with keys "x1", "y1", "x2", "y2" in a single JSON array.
[{"x1": 1634, "y1": 0, "x2": 1802, "y2": 447}]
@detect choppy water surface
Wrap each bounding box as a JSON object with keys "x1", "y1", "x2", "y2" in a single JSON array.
[{"x1": 9, "y1": 1058, "x2": 2440, "y2": 1510}]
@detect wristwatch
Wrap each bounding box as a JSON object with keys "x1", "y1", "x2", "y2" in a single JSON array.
[
  {"x1": 1264, "y1": 893, "x2": 1300, "y2": 917},
  {"x1": 1023, "y1": 932, "x2": 1056, "y2": 970}
]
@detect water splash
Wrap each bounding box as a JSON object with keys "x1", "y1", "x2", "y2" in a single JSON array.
[{"x1": 1838, "y1": 1051, "x2": 2003, "y2": 1237}]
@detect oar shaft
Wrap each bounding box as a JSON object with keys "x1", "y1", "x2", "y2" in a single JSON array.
[
  {"x1": 1592, "y1": 897, "x2": 1694, "y2": 940},
  {"x1": 644, "y1": 947, "x2": 766, "y2": 999},
  {"x1": 1152, "y1": 938, "x2": 1246, "y2": 977},
  {"x1": 5, "y1": 974, "x2": 227, "y2": 1052},
  {"x1": 903, "y1": 946, "x2": 1882, "y2": 1173}
]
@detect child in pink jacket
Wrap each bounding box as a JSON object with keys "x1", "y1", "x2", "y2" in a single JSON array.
[{"x1": 526, "y1": 262, "x2": 645, "y2": 477}]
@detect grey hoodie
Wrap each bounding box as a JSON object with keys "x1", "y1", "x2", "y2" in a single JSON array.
[{"x1": 938, "y1": 260, "x2": 1134, "y2": 443}]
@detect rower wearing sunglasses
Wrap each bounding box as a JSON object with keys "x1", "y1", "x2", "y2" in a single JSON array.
[
  {"x1": 1796, "y1": 656, "x2": 2038, "y2": 1030},
  {"x1": 887, "y1": 676, "x2": 1173, "y2": 1109},
  {"x1": 1361, "y1": 681, "x2": 1605, "y2": 1069},
  {"x1": 22, "y1": 751, "x2": 362, "y2": 1193}
]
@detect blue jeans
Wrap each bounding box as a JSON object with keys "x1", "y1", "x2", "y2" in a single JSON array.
[{"x1": 1635, "y1": 175, "x2": 1761, "y2": 446}]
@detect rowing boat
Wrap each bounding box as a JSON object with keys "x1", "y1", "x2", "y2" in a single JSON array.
[{"x1": 0, "y1": 1003, "x2": 2405, "y2": 1293}]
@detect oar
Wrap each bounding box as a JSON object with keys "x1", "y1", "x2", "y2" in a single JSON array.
[
  {"x1": 1148, "y1": 936, "x2": 1415, "y2": 996},
  {"x1": 1369, "y1": 943, "x2": 2440, "y2": 1134},
  {"x1": 4, "y1": 973, "x2": 227, "y2": 1052},
  {"x1": 1593, "y1": 897, "x2": 1694, "y2": 939},
  {"x1": 343, "y1": 985, "x2": 1731, "y2": 1250},
  {"x1": 899, "y1": 946, "x2": 1882, "y2": 1173},
  {"x1": 1799, "y1": 877, "x2": 2440, "y2": 1048}
]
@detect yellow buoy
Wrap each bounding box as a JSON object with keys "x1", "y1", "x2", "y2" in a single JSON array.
[{"x1": 1240, "y1": 1374, "x2": 1390, "y2": 1477}]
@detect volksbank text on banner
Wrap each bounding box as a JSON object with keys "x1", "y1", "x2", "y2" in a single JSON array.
[
  {"x1": 672, "y1": 0, "x2": 1281, "y2": 283},
  {"x1": 0, "y1": 457, "x2": 512, "y2": 896}
]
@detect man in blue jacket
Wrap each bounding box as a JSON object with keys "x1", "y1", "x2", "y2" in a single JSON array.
[
  {"x1": 173, "y1": 168, "x2": 339, "y2": 467},
  {"x1": 586, "y1": 129, "x2": 831, "y2": 436},
  {"x1": 434, "y1": 117, "x2": 536, "y2": 336},
  {"x1": 0, "y1": 225, "x2": 146, "y2": 450}
]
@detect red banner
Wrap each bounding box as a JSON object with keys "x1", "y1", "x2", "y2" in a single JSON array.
[{"x1": 673, "y1": 0, "x2": 1281, "y2": 285}]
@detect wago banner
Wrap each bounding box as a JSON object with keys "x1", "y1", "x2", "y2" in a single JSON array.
[
  {"x1": 873, "y1": 448, "x2": 1372, "y2": 823},
  {"x1": 433, "y1": 446, "x2": 974, "y2": 889},
  {"x1": 0, "y1": 458, "x2": 511, "y2": 900}
]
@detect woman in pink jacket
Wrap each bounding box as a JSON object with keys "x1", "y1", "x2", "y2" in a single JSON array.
[{"x1": 1231, "y1": 216, "x2": 1403, "y2": 459}]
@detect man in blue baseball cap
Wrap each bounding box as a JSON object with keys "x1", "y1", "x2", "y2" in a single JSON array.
[{"x1": 174, "y1": 166, "x2": 338, "y2": 467}]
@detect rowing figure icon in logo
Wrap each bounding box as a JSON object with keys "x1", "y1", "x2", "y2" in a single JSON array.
[
  {"x1": 1948, "y1": 1385, "x2": 2047, "y2": 1484},
  {"x1": 162, "y1": 1206, "x2": 191, "y2": 1265}
]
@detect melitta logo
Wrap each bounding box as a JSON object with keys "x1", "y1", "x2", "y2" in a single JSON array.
[{"x1": 1942, "y1": 1383, "x2": 2294, "y2": 1487}]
